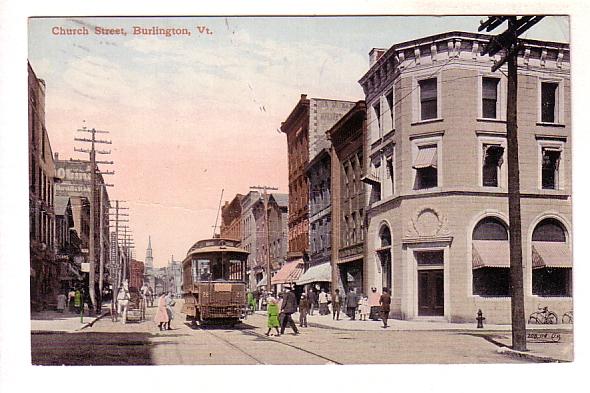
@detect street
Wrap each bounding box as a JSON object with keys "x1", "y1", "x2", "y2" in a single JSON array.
[{"x1": 31, "y1": 302, "x2": 539, "y2": 365}]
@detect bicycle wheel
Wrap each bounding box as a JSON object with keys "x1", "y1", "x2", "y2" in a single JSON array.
[
  {"x1": 528, "y1": 312, "x2": 541, "y2": 324},
  {"x1": 562, "y1": 313, "x2": 572, "y2": 324},
  {"x1": 546, "y1": 312, "x2": 558, "y2": 324}
]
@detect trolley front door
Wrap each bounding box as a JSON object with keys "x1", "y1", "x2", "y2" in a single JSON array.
[{"x1": 418, "y1": 269, "x2": 444, "y2": 316}]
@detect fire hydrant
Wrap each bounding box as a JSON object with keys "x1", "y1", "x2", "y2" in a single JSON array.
[{"x1": 476, "y1": 309, "x2": 485, "y2": 329}]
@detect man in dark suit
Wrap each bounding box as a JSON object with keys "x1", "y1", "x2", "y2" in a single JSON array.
[
  {"x1": 280, "y1": 286, "x2": 300, "y2": 335},
  {"x1": 379, "y1": 288, "x2": 391, "y2": 328}
]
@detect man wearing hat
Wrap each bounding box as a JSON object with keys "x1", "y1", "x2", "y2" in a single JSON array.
[{"x1": 279, "y1": 286, "x2": 299, "y2": 335}]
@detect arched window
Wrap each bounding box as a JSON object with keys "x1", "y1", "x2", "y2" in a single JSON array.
[
  {"x1": 377, "y1": 225, "x2": 392, "y2": 291},
  {"x1": 532, "y1": 218, "x2": 571, "y2": 297},
  {"x1": 472, "y1": 217, "x2": 510, "y2": 296}
]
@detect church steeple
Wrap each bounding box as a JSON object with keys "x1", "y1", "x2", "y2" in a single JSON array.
[{"x1": 145, "y1": 236, "x2": 153, "y2": 271}]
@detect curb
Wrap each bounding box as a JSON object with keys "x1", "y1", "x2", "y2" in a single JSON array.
[
  {"x1": 496, "y1": 346, "x2": 562, "y2": 363},
  {"x1": 76, "y1": 311, "x2": 110, "y2": 331}
]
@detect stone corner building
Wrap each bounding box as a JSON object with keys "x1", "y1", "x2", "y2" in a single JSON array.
[{"x1": 358, "y1": 32, "x2": 571, "y2": 323}]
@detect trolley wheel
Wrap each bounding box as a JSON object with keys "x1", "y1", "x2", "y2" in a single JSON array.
[{"x1": 562, "y1": 313, "x2": 573, "y2": 324}]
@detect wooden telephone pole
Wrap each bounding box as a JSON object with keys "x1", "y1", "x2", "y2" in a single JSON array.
[
  {"x1": 74, "y1": 126, "x2": 114, "y2": 314},
  {"x1": 250, "y1": 185, "x2": 279, "y2": 290},
  {"x1": 479, "y1": 16, "x2": 545, "y2": 352}
]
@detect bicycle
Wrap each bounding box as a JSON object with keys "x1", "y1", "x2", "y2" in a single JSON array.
[
  {"x1": 528, "y1": 306, "x2": 559, "y2": 324},
  {"x1": 562, "y1": 310, "x2": 573, "y2": 324}
]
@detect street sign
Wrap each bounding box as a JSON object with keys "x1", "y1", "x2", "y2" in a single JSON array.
[{"x1": 81, "y1": 262, "x2": 90, "y2": 272}]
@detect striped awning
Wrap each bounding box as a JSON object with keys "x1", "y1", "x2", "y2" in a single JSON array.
[
  {"x1": 532, "y1": 241, "x2": 572, "y2": 269},
  {"x1": 296, "y1": 262, "x2": 331, "y2": 285},
  {"x1": 413, "y1": 146, "x2": 438, "y2": 169},
  {"x1": 472, "y1": 240, "x2": 510, "y2": 269},
  {"x1": 271, "y1": 260, "x2": 304, "y2": 285}
]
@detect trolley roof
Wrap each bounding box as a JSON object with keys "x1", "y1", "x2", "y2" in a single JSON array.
[{"x1": 185, "y1": 238, "x2": 248, "y2": 257}]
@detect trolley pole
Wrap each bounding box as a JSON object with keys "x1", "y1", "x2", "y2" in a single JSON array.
[
  {"x1": 479, "y1": 15, "x2": 545, "y2": 352},
  {"x1": 250, "y1": 185, "x2": 278, "y2": 291}
]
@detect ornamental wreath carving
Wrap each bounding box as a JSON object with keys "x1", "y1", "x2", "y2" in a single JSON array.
[{"x1": 405, "y1": 206, "x2": 451, "y2": 238}]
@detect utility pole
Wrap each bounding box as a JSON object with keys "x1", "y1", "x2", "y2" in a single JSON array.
[
  {"x1": 479, "y1": 15, "x2": 545, "y2": 352},
  {"x1": 74, "y1": 126, "x2": 113, "y2": 314},
  {"x1": 212, "y1": 189, "x2": 224, "y2": 238},
  {"x1": 108, "y1": 200, "x2": 128, "y2": 303},
  {"x1": 250, "y1": 185, "x2": 278, "y2": 291}
]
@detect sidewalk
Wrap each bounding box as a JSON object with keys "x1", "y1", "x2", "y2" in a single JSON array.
[
  {"x1": 31, "y1": 304, "x2": 111, "y2": 333},
  {"x1": 253, "y1": 310, "x2": 574, "y2": 362}
]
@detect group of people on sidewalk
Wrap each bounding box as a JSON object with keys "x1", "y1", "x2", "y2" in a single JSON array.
[
  {"x1": 264, "y1": 285, "x2": 393, "y2": 335},
  {"x1": 54, "y1": 287, "x2": 86, "y2": 315},
  {"x1": 154, "y1": 291, "x2": 176, "y2": 331}
]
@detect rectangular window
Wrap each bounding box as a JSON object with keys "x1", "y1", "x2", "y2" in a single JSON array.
[
  {"x1": 482, "y1": 78, "x2": 499, "y2": 119},
  {"x1": 542, "y1": 148, "x2": 561, "y2": 189},
  {"x1": 372, "y1": 101, "x2": 381, "y2": 139},
  {"x1": 413, "y1": 145, "x2": 438, "y2": 189},
  {"x1": 482, "y1": 144, "x2": 504, "y2": 187},
  {"x1": 541, "y1": 82, "x2": 558, "y2": 123},
  {"x1": 419, "y1": 78, "x2": 437, "y2": 120}
]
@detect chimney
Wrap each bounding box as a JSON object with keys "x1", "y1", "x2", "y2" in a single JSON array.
[{"x1": 369, "y1": 48, "x2": 387, "y2": 67}]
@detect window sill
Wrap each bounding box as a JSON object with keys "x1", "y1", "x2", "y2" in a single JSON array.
[
  {"x1": 469, "y1": 295, "x2": 511, "y2": 300},
  {"x1": 411, "y1": 187, "x2": 442, "y2": 194},
  {"x1": 476, "y1": 117, "x2": 506, "y2": 123},
  {"x1": 411, "y1": 117, "x2": 444, "y2": 126},
  {"x1": 536, "y1": 122, "x2": 566, "y2": 128}
]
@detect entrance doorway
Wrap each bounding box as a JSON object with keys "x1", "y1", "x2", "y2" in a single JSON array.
[{"x1": 415, "y1": 251, "x2": 444, "y2": 316}]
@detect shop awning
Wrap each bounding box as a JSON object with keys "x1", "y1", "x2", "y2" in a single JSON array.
[
  {"x1": 413, "y1": 146, "x2": 438, "y2": 169},
  {"x1": 296, "y1": 262, "x2": 331, "y2": 285},
  {"x1": 271, "y1": 260, "x2": 304, "y2": 285},
  {"x1": 472, "y1": 240, "x2": 510, "y2": 269},
  {"x1": 532, "y1": 241, "x2": 572, "y2": 269}
]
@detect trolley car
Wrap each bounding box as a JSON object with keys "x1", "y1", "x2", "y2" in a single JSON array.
[{"x1": 180, "y1": 238, "x2": 248, "y2": 325}]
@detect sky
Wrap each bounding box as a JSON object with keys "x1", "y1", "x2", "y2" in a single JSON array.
[{"x1": 25, "y1": 16, "x2": 570, "y2": 268}]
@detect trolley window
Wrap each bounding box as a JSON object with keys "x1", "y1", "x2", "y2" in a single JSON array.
[
  {"x1": 193, "y1": 259, "x2": 211, "y2": 281},
  {"x1": 226, "y1": 259, "x2": 245, "y2": 281}
]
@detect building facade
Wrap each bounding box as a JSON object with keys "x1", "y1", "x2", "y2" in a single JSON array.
[
  {"x1": 129, "y1": 259, "x2": 145, "y2": 290},
  {"x1": 240, "y1": 190, "x2": 261, "y2": 288},
  {"x1": 358, "y1": 31, "x2": 571, "y2": 323},
  {"x1": 29, "y1": 62, "x2": 59, "y2": 310},
  {"x1": 327, "y1": 101, "x2": 367, "y2": 295},
  {"x1": 281, "y1": 95, "x2": 355, "y2": 262},
  {"x1": 54, "y1": 196, "x2": 83, "y2": 292},
  {"x1": 220, "y1": 194, "x2": 243, "y2": 242}
]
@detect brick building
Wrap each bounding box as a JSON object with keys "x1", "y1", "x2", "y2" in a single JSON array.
[
  {"x1": 358, "y1": 31, "x2": 571, "y2": 323},
  {"x1": 280, "y1": 95, "x2": 354, "y2": 263},
  {"x1": 220, "y1": 194, "x2": 244, "y2": 242},
  {"x1": 327, "y1": 101, "x2": 367, "y2": 294},
  {"x1": 29, "y1": 62, "x2": 59, "y2": 310},
  {"x1": 129, "y1": 259, "x2": 145, "y2": 290}
]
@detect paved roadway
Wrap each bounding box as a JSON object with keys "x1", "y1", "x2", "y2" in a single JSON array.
[{"x1": 31, "y1": 301, "x2": 537, "y2": 365}]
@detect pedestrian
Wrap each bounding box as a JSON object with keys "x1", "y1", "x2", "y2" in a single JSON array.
[
  {"x1": 165, "y1": 292, "x2": 175, "y2": 330},
  {"x1": 56, "y1": 292, "x2": 66, "y2": 313},
  {"x1": 358, "y1": 295, "x2": 370, "y2": 321},
  {"x1": 117, "y1": 281, "x2": 131, "y2": 324},
  {"x1": 265, "y1": 296, "x2": 281, "y2": 336},
  {"x1": 247, "y1": 291, "x2": 256, "y2": 314},
  {"x1": 379, "y1": 288, "x2": 392, "y2": 328},
  {"x1": 68, "y1": 288, "x2": 76, "y2": 312},
  {"x1": 346, "y1": 288, "x2": 358, "y2": 320},
  {"x1": 307, "y1": 288, "x2": 317, "y2": 316},
  {"x1": 368, "y1": 287, "x2": 382, "y2": 321},
  {"x1": 318, "y1": 289, "x2": 329, "y2": 316},
  {"x1": 279, "y1": 286, "x2": 299, "y2": 335},
  {"x1": 74, "y1": 288, "x2": 82, "y2": 314},
  {"x1": 154, "y1": 292, "x2": 169, "y2": 331},
  {"x1": 332, "y1": 289, "x2": 342, "y2": 320},
  {"x1": 298, "y1": 294, "x2": 309, "y2": 328}
]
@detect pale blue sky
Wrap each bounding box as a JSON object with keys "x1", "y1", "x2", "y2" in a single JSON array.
[{"x1": 26, "y1": 16, "x2": 570, "y2": 266}]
